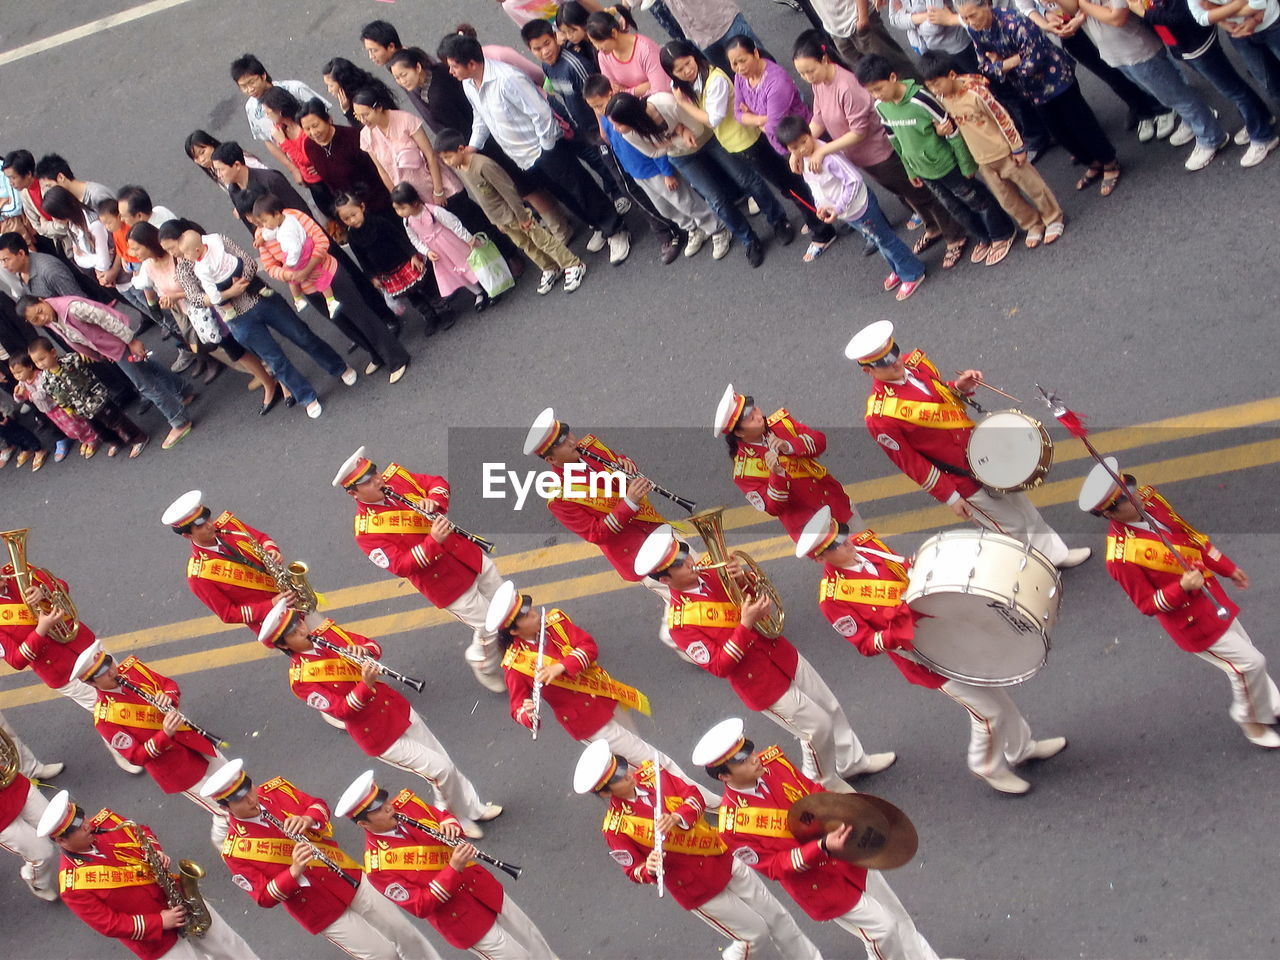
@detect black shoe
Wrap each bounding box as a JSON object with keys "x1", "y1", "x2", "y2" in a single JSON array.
[
  {"x1": 259, "y1": 392, "x2": 280, "y2": 416},
  {"x1": 745, "y1": 241, "x2": 765, "y2": 268},
  {"x1": 659, "y1": 237, "x2": 681, "y2": 265},
  {"x1": 284, "y1": 396, "x2": 297, "y2": 409},
  {"x1": 773, "y1": 220, "x2": 796, "y2": 246},
  {"x1": 438, "y1": 314, "x2": 457, "y2": 332},
  {"x1": 384, "y1": 319, "x2": 402, "y2": 337},
  {"x1": 862, "y1": 236, "x2": 879, "y2": 257}
]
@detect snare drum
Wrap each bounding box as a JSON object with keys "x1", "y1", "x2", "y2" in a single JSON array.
[
  {"x1": 966, "y1": 410, "x2": 1054, "y2": 492},
  {"x1": 903, "y1": 529, "x2": 1060, "y2": 686}
]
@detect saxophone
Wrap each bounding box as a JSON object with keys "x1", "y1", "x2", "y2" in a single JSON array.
[
  {"x1": 120, "y1": 821, "x2": 211, "y2": 939},
  {"x1": 0, "y1": 528, "x2": 80, "y2": 643},
  {"x1": 236, "y1": 535, "x2": 318, "y2": 613},
  {"x1": 0, "y1": 724, "x2": 18, "y2": 789}
]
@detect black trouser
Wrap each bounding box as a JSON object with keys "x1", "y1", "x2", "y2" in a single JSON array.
[
  {"x1": 861, "y1": 153, "x2": 966, "y2": 243},
  {"x1": 530, "y1": 139, "x2": 625, "y2": 237},
  {"x1": 327, "y1": 242, "x2": 396, "y2": 322},
  {"x1": 1036, "y1": 81, "x2": 1117, "y2": 167},
  {"x1": 1062, "y1": 32, "x2": 1165, "y2": 121},
  {"x1": 302, "y1": 265, "x2": 410, "y2": 371},
  {"x1": 88, "y1": 401, "x2": 147, "y2": 446},
  {"x1": 740, "y1": 137, "x2": 836, "y2": 244},
  {"x1": 0, "y1": 418, "x2": 41, "y2": 451},
  {"x1": 924, "y1": 167, "x2": 1016, "y2": 245}
]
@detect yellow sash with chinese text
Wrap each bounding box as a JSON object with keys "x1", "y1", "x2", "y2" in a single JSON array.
[
  {"x1": 187, "y1": 554, "x2": 277, "y2": 593},
  {"x1": 603, "y1": 808, "x2": 727, "y2": 856},
  {"x1": 668, "y1": 599, "x2": 739, "y2": 630},
  {"x1": 0, "y1": 602, "x2": 37, "y2": 626},
  {"x1": 289, "y1": 656, "x2": 364, "y2": 685},
  {"x1": 718, "y1": 804, "x2": 793, "y2": 840},
  {"x1": 502, "y1": 640, "x2": 650, "y2": 717},
  {"x1": 732, "y1": 450, "x2": 829, "y2": 481},
  {"x1": 222, "y1": 833, "x2": 360, "y2": 871},
  {"x1": 1106, "y1": 536, "x2": 1211, "y2": 578},
  {"x1": 365, "y1": 844, "x2": 454, "y2": 872},
  {"x1": 821, "y1": 576, "x2": 908, "y2": 607},
  {"x1": 60, "y1": 863, "x2": 155, "y2": 892},
  {"x1": 866, "y1": 350, "x2": 973, "y2": 430},
  {"x1": 354, "y1": 465, "x2": 437, "y2": 535}
]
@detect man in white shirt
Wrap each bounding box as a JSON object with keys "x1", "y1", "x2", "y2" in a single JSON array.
[
  {"x1": 230, "y1": 53, "x2": 330, "y2": 184},
  {"x1": 806, "y1": 0, "x2": 919, "y2": 76},
  {"x1": 439, "y1": 33, "x2": 633, "y2": 265}
]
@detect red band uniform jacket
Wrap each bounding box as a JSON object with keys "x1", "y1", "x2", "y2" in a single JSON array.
[
  {"x1": 186, "y1": 512, "x2": 282, "y2": 632},
  {"x1": 0, "y1": 571, "x2": 95, "y2": 687},
  {"x1": 502, "y1": 608, "x2": 616, "y2": 737}
]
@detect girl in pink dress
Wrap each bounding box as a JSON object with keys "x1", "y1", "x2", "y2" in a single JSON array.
[{"x1": 390, "y1": 183, "x2": 490, "y2": 312}]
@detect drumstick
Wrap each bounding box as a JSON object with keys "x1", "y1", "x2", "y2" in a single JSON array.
[{"x1": 954, "y1": 373, "x2": 1022, "y2": 403}]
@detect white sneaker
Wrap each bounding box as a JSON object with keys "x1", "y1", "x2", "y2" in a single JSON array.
[
  {"x1": 30, "y1": 761, "x2": 64, "y2": 781},
  {"x1": 1154, "y1": 111, "x2": 1177, "y2": 140},
  {"x1": 292, "y1": 297, "x2": 309, "y2": 313},
  {"x1": 476, "y1": 802, "x2": 504, "y2": 822},
  {"x1": 607, "y1": 231, "x2": 631, "y2": 265},
  {"x1": 977, "y1": 769, "x2": 1032, "y2": 795},
  {"x1": 460, "y1": 819, "x2": 485, "y2": 839},
  {"x1": 853, "y1": 751, "x2": 897, "y2": 775},
  {"x1": 586, "y1": 230, "x2": 606, "y2": 253},
  {"x1": 745, "y1": 197, "x2": 761, "y2": 216},
  {"x1": 327, "y1": 298, "x2": 343, "y2": 318},
  {"x1": 1136, "y1": 118, "x2": 1155, "y2": 142},
  {"x1": 1241, "y1": 722, "x2": 1280, "y2": 748},
  {"x1": 340, "y1": 367, "x2": 357, "y2": 386},
  {"x1": 710, "y1": 228, "x2": 732, "y2": 260},
  {"x1": 1241, "y1": 137, "x2": 1279, "y2": 167},
  {"x1": 306, "y1": 400, "x2": 323, "y2": 419},
  {"x1": 1057, "y1": 547, "x2": 1092, "y2": 569},
  {"x1": 536, "y1": 269, "x2": 560, "y2": 295},
  {"x1": 1022, "y1": 737, "x2": 1068, "y2": 762},
  {"x1": 1185, "y1": 138, "x2": 1225, "y2": 171},
  {"x1": 613, "y1": 196, "x2": 632, "y2": 215},
  {"x1": 683, "y1": 228, "x2": 708, "y2": 257},
  {"x1": 1168, "y1": 121, "x2": 1195, "y2": 147},
  {"x1": 563, "y1": 261, "x2": 587, "y2": 292},
  {"x1": 1234, "y1": 125, "x2": 1251, "y2": 146}
]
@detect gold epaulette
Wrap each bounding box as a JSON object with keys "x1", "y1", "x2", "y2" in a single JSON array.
[
  {"x1": 853, "y1": 529, "x2": 878, "y2": 546},
  {"x1": 766, "y1": 408, "x2": 790, "y2": 427},
  {"x1": 820, "y1": 574, "x2": 839, "y2": 601},
  {"x1": 545, "y1": 608, "x2": 569, "y2": 627},
  {"x1": 88, "y1": 808, "x2": 116, "y2": 828},
  {"x1": 902, "y1": 348, "x2": 927, "y2": 367},
  {"x1": 118, "y1": 655, "x2": 140, "y2": 673},
  {"x1": 602, "y1": 808, "x2": 623, "y2": 833},
  {"x1": 380, "y1": 463, "x2": 401, "y2": 483},
  {"x1": 757, "y1": 744, "x2": 785, "y2": 764},
  {"x1": 213, "y1": 510, "x2": 235, "y2": 530},
  {"x1": 260, "y1": 776, "x2": 288, "y2": 792},
  {"x1": 391, "y1": 789, "x2": 415, "y2": 809}
]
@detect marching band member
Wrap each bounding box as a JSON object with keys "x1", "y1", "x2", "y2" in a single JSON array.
[
  {"x1": 337, "y1": 770, "x2": 558, "y2": 960},
  {"x1": 713, "y1": 385, "x2": 858, "y2": 541},
  {"x1": 333, "y1": 446, "x2": 505, "y2": 693},
  {"x1": 0, "y1": 708, "x2": 63, "y2": 782},
  {"x1": 846, "y1": 321, "x2": 1091, "y2": 570},
  {"x1": 523, "y1": 407, "x2": 682, "y2": 651},
  {"x1": 797, "y1": 507, "x2": 1066, "y2": 794},
  {"x1": 1079, "y1": 459, "x2": 1280, "y2": 748},
  {"x1": 200, "y1": 759, "x2": 441, "y2": 960},
  {"x1": 484, "y1": 580, "x2": 716, "y2": 804},
  {"x1": 635, "y1": 525, "x2": 895, "y2": 794},
  {"x1": 260, "y1": 599, "x2": 503, "y2": 838},
  {"x1": 0, "y1": 560, "x2": 141, "y2": 773},
  {"x1": 693, "y1": 719, "x2": 942, "y2": 960},
  {"x1": 38, "y1": 790, "x2": 259, "y2": 959},
  {"x1": 161, "y1": 490, "x2": 292, "y2": 636},
  {"x1": 0, "y1": 738, "x2": 58, "y2": 901},
  {"x1": 71, "y1": 642, "x2": 230, "y2": 846},
  {"x1": 573, "y1": 739, "x2": 823, "y2": 960}
]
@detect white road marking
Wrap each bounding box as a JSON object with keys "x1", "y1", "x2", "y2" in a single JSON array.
[{"x1": 0, "y1": 0, "x2": 197, "y2": 68}]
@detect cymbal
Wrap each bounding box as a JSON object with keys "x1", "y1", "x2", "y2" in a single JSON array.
[{"x1": 787, "y1": 792, "x2": 918, "y2": 870}]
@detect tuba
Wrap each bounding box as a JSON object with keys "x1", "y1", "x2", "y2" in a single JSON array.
[
  {"x1": 0, "y1": 724, "x2": 18, "y2": 789},
  {"x1": 686, "y1": 507, "x2": 785, "y2": 638},
  {"x1": 119, "y1": 821, "x2": 212, "y2": 938},
  {"x1": 0, "y1": 529, "x2": 80, "y2": 643}
]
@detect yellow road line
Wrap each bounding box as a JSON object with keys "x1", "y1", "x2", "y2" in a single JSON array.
[{"x1": 4, "y1": 436, "x2": 1277, "y2": 710}]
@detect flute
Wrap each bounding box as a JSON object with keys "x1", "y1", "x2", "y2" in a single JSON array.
[
  {"x1": 259, "y1": 810, "x2": 360, "y2": 889},
  {"x1": 652, "y1": 751, "x2": 665, "y2": 899},
  {"x1": 381, "y1": 488, "x2": 497, "y2": 555},
  {"x1": 114, "y1": 677, "x2": 229, "y2": 750},
  {"x1": 309, "y1": 635, "x2": 427, "y2": 693},
  {"x1": 530, "y1": 608, "x2": 546, "y2": 741},
  {"x1": 392, "y1": 812, "x2": 523, "y2": 880},
  {"x1": 574, "y1": 445, "x2": 698, "y2": 515}
]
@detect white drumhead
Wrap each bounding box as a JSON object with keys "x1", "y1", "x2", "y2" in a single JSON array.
[{"x1": 967, "y1": 411, "x2": 1050, "y2": 489}]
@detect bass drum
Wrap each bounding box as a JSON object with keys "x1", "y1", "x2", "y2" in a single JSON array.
[
  {"x1": 902, "y1": 529, "x2": 1060, "y2": 686},
  {"x1": 966, "y1": 410, "x2": 1053, "y2": 492}
]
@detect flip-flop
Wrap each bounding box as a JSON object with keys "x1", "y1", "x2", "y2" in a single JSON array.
[
  {"x1": 912, "y1": 233, "x2": 940, "y2": 256},
  {"x1": 1044, "y1": 221, "x2": 1066, "y2": 244},
  {"x1": 802, "y1": 239, "x2": 832, "y2": 263},
  {"x1": 162, "y1": 424, "x2": 192, "y2": 450},
  {"x1": 1025, "y1": 227, "x2": 1045, "y2": 249},
  {"x1": 129, "y1": 439, "x2": 149, "y2": 459}
]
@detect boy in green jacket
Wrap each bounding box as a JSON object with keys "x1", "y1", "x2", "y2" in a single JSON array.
[{"x1": 854, "y1": 54, "x2": 1017, "y2": 269}]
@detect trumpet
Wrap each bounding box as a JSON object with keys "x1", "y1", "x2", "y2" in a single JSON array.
[
  {"x1": 260, "y1": 809, "x2": 360, "y2": 889},
  {"x1": 574, "y1": 445, "x2": 698, "y2": 514},
  {"x1": 308, "y1": 634, "x2": 427, "y2": 693},
  {"x1": 0, "y1": 528, "x2": 80, "y2": 643},
  {"x1": 381, "y1": 488, "x2": 497, "y2": 555},
  {"x1": 392, "y1": 812, "x2": 523, "y2": 880},
  {"x1": 114, "y1": 677, "x2": 230, "y2": 750},
  {"x1": 686, "y1": 507, "x2": 785, "y2": 638},
  {"x1": 530, "y1": 608, "x2": 546, "y2": 741}
]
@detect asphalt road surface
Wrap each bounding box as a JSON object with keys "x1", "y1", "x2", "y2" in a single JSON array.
[{"x1": 2, "y1": 2, "x2": 1279, "y2": 959}]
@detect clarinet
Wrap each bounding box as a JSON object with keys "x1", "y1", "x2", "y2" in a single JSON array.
[
  {"x1": 530, "y1": 608, "x2": 547, "y2": 741},
  {"x1": 380, "y1": 488, "x2": 497, "y2": 554},
  {"x1": 259, "y1": 810, "x2": 360, "y2": 889},
  {"x1": 574, "y1": 445, "x2": 698, "y2": 514},
  {"x1": 309, "y1": 635, "x2": 427, "y2": 693},
  {"x1": 392, "y1": 812, "x2": 523, "y2": 881},
  {"x1": 114, "y1": 678, "x2": 229, "y2": 750}
]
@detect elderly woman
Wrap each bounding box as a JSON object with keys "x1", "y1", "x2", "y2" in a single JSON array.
[
  {"x1": 259, "y1": 87, "x2": 336, "y2": 223},
  {"x1": 955, "y1": 0, "x2": 1121, "y2": 195},
  {"x1": 297, "y1": 99, "x2": 393, "y2": 214}
]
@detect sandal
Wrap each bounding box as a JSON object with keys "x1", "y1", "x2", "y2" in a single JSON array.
[
  {"x1": 1044, "y1": 221, "x2": 1066, "y2": 244},
  {"x1": 128, "y1": 439, "x2": 149, "y2": 459},
  {"x1": 106, "y1": 444, "x2": 120, "y2": 458},
  {"x1": 1025, "y1": 227, "x2": 1045, "y2": 249},
  {"x1": 802, "y1": 239, "x2": 832, "y2": 263},
  {"x1": 911, "y1": 232, "x2": 941, "y2": 256},
  {"x1": 1075, "y1": 165, "x2": 1102, "y2": 191},
  {"x1": 54, "y1": 439, "x2": 71, "y2": 462},
  {"x1": 942, "y1": 240, "x2": 967, "y2": 269},
  {"x1": 969, "y1": 241, "x2": 991, "y2": 264},
  {"x1": 1099, "y1": 165, "x2": 1121, "y2": 197},
  {"x1": 985, "y1": 236, "x2": 1015, "y2": 266},
  {"x1": 84, "y1": 443, "x2": 99, "y2": 460}
]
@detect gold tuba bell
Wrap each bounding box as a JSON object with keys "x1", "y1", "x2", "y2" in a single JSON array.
[
  {"x1": 0, "y1": 723, "x2": 18, "y2": 789},
  {"x1": 0, "y1": 529, "x2": 80, "y2": 643},
  {"x1": 686, "y1": 507, "x2": 785, "y2": 638}
]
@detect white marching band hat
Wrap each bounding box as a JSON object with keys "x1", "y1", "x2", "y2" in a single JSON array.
[
  {"x1": 574, "y1": 738, "x2": 619, "y2": 795},
  {"x1": 524, "y1": 407, "x2": 561, "y2": 457},
  {"x1": 795, "y1": 505, "x2": 841, "y2": 559},
  {"x1": 36, "y1": 790, "x2": 77, "y2": 839},
  {"x1": 71, "y1": 641, "x2": 110, "y2": 683},
  {"x1": 633, "y1": 524, "x2": 680, "y2": 579},
  {"x1": 844, "y1": 320, "x2": 896, "y2": 364},
  {"x1": 334, "y1": 770, "x2": 380, "y2": 820},
  {"x1": 691, "y1": 717, "x2": 747, "y2": 768},
  {"x1": 199, "y1": 758, "x2": 248, "y2": 802},
  {"x1": 258, "y1": 597, "x2": 296, "y2": 648},
  {"x1": 713, "y1": 384, "x2": 748, "y2": 437},
  {"x1": 161, "y1": 489, "x2": 205, "y2": 527},
  {"x1": 484, "y1": 579, "x2": 522, "y2": 634},
  {"x1": 1078, "y1": 457, "x2": 1124, "y2": 512},
  {"x1": 332, "y1": 446, "x2": 372, "y2": 489}
]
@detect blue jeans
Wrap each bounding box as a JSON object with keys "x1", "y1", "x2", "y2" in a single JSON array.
[
  {"x1": 668, "y1": 151, "x2": 760, "y2": 247},
  {"x1": 227, "y1": 294, "x2": 346, "y2": 406},
  {"x1": 115, "y1": 355, "x2": 189, "y2": 429},
  {"x1": 1118, "y1": 50, "x2": 1227, "y2": 147},
  {"x1": 705, "y1": 139, "x2": 789, "y2": 228},
  {"x1": 846, "y1": 191, "x2": 924, "y2": 282},
  {"x1": 1186, "y1": 38, "x2": 1277, "y2": 144},
  {"x1": 702, "y1": 14, "x2": 770, "y2": 74},
  {"x1": 1229, "y1": 19, "x2": 1280, "y2": 103}
]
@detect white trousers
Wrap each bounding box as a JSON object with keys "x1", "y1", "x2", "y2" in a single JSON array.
[
  {"x1": 967, "y1": 488, "x2": 1069, "y2": 565},
  {"x1": 159, "y1": 902, "x2": 262, "y2": 960},
  {"x1": 581, "y1": 710, "x2": 719, "y2": 806},
  {"x1": 939, "y1": 681, "x2": 1034, "y2": 778},
  {"x1": 184, "y1": 752, "x2": 231, "y2": 849},
  {"x1": 322, "y1": 875, "x2": 444, "y2": 960},
  {"x1": 468, "y1": 895, "x2": 559, "y2": 960},
  {"x1": 634, "y1": 173, "x2": 721, "y2": 236},
  {"x1": 764, "y1": 653, "x2": 867, "y2": 793},
  {"x1": 829, "y1": 870, "x2": 940, "y2": 960},
  {"x1": 692, "y1": 857, "x2": 822, "y2": 960},
  {"x1": 0, "y1": 710, "x2": 44, "y2": 777},
  {"x1": 0, "y1": 779, "x2": 57, "y2": 895},
  {"x1": 446, "y1": 554, "x2": 505, "y2": 676},
  {"x1": 1193, "y1": 619, "x2": 1280, "y2": 725},
  {"x1": 641, "y1": 577, "x2": 679, "y2": 650},
  {"x1": 380, "y1": 710, "x2": 486, "y2": 822}
]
